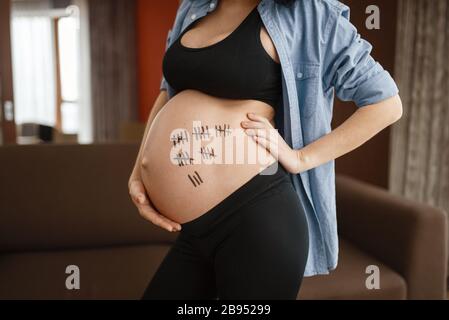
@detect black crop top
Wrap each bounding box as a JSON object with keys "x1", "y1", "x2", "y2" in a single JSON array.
[{"x1": 162, "y1": 7, "x2": 282, "y2": 109}]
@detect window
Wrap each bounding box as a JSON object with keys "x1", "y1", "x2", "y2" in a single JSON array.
[
  {"x1": 57, "y1": 16, "x2": 80, "y2": 134},
  {"x1": 11, "y1": 6, "x2": 82, "y2": 136},
  {"x1": 12, "y1": 16, "x2": 56, "y2": 127}
]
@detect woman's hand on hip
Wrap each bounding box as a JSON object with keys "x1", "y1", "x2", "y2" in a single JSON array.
[
  {"x1": 129, "y1": 179, "x2": 182, "y2": 233},
  {"x1": 241, "y1": 113, "x2": 306, "y2": 175}
]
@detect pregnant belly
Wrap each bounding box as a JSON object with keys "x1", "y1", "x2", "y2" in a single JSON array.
[{"x1": 140, "y1": 89, "x2": 277, "y2": 224}]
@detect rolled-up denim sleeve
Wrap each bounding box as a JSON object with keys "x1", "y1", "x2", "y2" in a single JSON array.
[
  {"x1": 322, "y1": 5, "x2": 399, "y2": 107},
  {"x1": 160, "y1": 29, "x2": 172, "y2": 91}
]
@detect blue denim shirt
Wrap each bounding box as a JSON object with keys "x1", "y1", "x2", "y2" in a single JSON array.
[{"x1": 160, "y1": 0, "x2": 399, "y2": 277}]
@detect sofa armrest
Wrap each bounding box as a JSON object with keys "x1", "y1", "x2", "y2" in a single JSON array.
[{"x1": 336, "y1": 175, "x2": 448, "y2": 300}]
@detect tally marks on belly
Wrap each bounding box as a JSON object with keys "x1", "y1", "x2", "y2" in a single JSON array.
[{"x1": 170, "y1": 123, "x2": 233, "y2": 188}]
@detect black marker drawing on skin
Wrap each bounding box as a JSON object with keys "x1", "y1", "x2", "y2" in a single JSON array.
[
  {"x1": 215, "y1": 124, "x2": 232, "y2": 137},
  {"x1": 193, "y1": 125, "x2": 211, "y2": 141},
  {"x1": 188, "y1": 171, "x2": 204, "y2": 188},
  {"x1": 173, "y1": 151, "x2": 194, "y2": 167},
  {"x1": 200, "y1": 147, "x2": 217, "y2": 160},
  {"x1": 171, "y1": 130, "x2": 189, "y2": 147}
]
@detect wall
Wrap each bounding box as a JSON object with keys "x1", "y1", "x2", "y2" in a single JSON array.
[
  {"x1": 0, "y1": 0, "x2": 16, "y2": 144},
  {"x1": 89, "y1": 0, "x2": 138, "y2": 142},
  {"x1": 335, "y1": 0, "x2": 398, "y2": 188},
  {"x1": 136, "y1": 0, "x2": 178, "y2": 122}
]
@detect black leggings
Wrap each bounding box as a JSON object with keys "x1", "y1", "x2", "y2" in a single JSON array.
[{"x1": 142, "y1": 162, "x2": 309, "y2": 300}]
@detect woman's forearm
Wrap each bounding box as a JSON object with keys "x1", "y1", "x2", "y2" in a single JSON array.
[
  {"x1": 298, "y1": 95, "x2": 403, "y2": 172},
  {"x1": 130, "y1": 90, "x2": 169, "y2": 183}
]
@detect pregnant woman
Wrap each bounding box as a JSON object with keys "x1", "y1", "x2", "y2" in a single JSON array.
[{"x1": 129, "y1": 0, "x2": 403, "y2": 300}]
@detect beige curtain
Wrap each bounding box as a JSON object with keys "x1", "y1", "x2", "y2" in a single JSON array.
[
  {"x1": 89, "y1": 0, "x2": 138, "y2": 142},
  {"x1": 390, "y1": 0, "x2": 449, "y2": 254}
]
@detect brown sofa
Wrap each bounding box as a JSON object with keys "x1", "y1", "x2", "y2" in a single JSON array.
[{"x1": 0, "y1": 144, "x2": 447, "y2": 300}]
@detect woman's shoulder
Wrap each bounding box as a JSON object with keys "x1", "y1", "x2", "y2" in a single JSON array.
[
  {"x1": 273, "y1": 0, "x2": 350, "y2": 19},
  {"x1": 270, "y1": 0, "x2": 351, "y2": 39}
]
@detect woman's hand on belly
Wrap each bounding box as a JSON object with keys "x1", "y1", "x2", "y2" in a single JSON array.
[
  {"x1": 242, "y1": 113, "x2": 306, "y2": 175},
  {"x1": 129, "y1": 179, "x2": 182, "y2": 232}
]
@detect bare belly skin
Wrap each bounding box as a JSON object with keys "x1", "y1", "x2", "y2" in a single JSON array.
[{"x1": 140, "y1": 89, "x2": 277, "y2": 224}]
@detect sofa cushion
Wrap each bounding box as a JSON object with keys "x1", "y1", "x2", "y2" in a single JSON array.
[
  {"x1": 0, "y1": 144, "x2": 177, "y2": 252},
  {"x1": 0, "y1": 239, "x2": 407, "y2": 300},
  {"x1": 298, "y1": 239, "x2": 407, "y2": 300},
  {"x1": 0, "y1": 244, "x2": 170, "y2": 300}
]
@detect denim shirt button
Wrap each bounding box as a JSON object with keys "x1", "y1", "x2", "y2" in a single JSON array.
[
  {"x1": 191, "y1": 14, "x2": 197, "y2": 20},
  {"x1": 297, "y1": 72, "x2": 304, "y2": 79},
  {"x1": 210, "y1": 2, "x2": 216, "y2": 9}
]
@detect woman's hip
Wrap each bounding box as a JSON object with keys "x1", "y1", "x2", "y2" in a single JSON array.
[{"x1": 179, "y1": 162, "x2": 308, "y2": 241}]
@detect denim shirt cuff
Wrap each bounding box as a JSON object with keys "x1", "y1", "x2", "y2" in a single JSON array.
[{"x1": 353, "y1": 69, "x2": 399, "y2": 107}]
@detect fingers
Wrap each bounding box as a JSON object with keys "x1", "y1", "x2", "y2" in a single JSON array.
[
  {"x1": 137, "y1": 203, "x2": 182, "y2": 233},
  {"x1": 245, "y1": 128, "x2": 280, "y2": 147},
  {"x1": 131, "y1": 191, "x2": 149, "y2": 207},
  {"x1": 241, "y1": 113, "x2": 272, "y2": 129},
  {"x1": 252, "y1": 135, "x2": 270, "y2": 151},
  {"x1": 132, "y1": 193, "x2": 149, "y2": 206},
  {"x1": 245, "y1": 128, "x2": 270, "y2": 139},
  {"x1": 252, "y1": 135, "x2": 280, "y2": 159},
  {"x1": 129, "y1": 180, "x2": 182, "y2": 233},
  {"x1": 246, "y1": 112, "x2": 271, "y2": 126},
  {"x1": 242, "y1": 113, "x2": 284, "y2": 160},
  {"x1": 157, "y1": 214, "x2": 183, "y2": 232},
  {"x1": 129, "y1": 181, "x2": 147, "y2": 204},
  {"x1": 241, "y1": 121, "x2": 265, "y2": 129}
]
